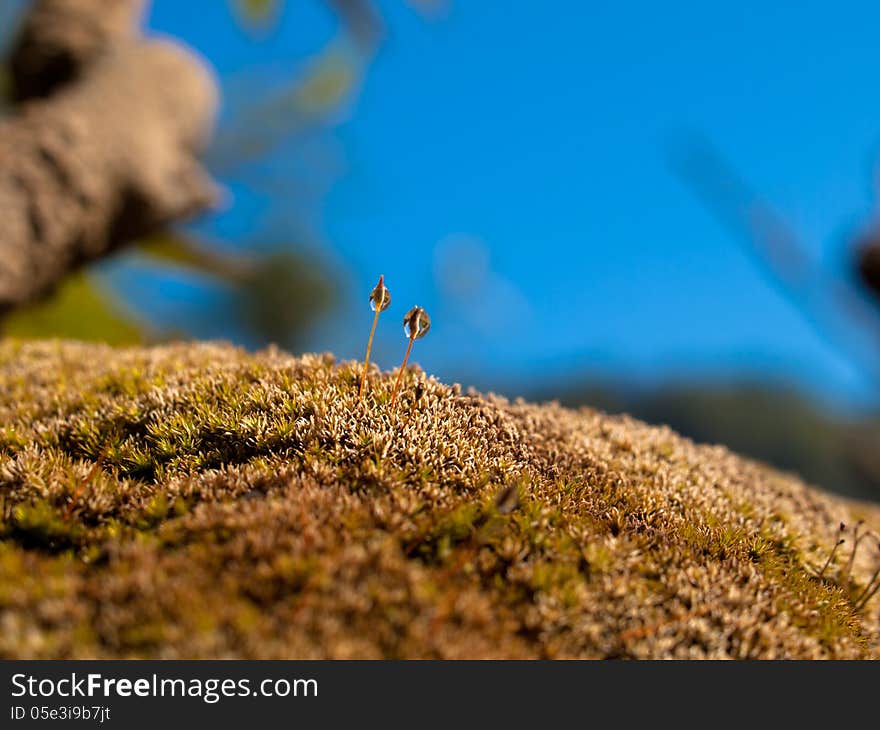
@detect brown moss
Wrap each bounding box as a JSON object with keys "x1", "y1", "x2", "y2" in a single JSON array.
[{"x1": 0, "y1": 339, "x2": 878, "y2": 659}]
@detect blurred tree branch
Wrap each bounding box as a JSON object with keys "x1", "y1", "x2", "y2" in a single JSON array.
[
  {"x1": 9, "y1": 0, "x2": 146, "y2": 101},
  {"x1": 0, "y1": 0, "x2": 409, "y2": 347},
  {"x1": 673, "y1": 134, "x2": 880, "y2": 384},
  {"x1": 0, "y1": 0, "x2": 218, "y2": 314}
]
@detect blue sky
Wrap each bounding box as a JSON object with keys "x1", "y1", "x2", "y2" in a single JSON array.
[{"x1": 141, "y1": 0, "x2": 880, "y2": 408}]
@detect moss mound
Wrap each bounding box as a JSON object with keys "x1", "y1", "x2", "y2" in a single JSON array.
[{"x1": 0, "y1": 339, "x2": 878, "y2": 659}]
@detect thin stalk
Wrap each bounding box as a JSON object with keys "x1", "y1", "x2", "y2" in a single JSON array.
[
  {"x1": 841, "y1": 521, "x2": 865, "y2": 582},
  {"x1": 390, "y1": 335, "x2": 415, "y2": 408},
  {"x1": 818, "y1": 538, "x2": 845, "y2": 579},
  {"x1": 359, "y1": 305, "x2": 381, "y2": 401},
  {"x1": 853, "y1": 562, "x2": 880, "y2": 611}
]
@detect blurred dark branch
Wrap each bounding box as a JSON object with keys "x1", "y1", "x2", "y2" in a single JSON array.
[
  {"x1": 327, "y1": 0, "x2": 383, "y2": 51},
  {"x1": 672, "y1": 134, "x2": 880, "y2": 382}
]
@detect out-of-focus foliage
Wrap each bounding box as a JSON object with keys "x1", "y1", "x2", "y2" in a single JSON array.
[
  {"x1": 0, "y1": 0, "x2": 382, "y2": 350},
  {"x1": 296, "y1": 47, "x2": 359, "y2": 112},
  {"x1": 325, "y1": 0, "x2": 381, "y2": 49},
  {"x1": 233, "y1": 0, "x2": 381, "y2": 47},
  {"x1": 675, "y1": 136, "x2": 880, "y2": 388},
  {"x1": 3, "y1": 273, "x2": 145, "y2": 345},
  {"x1": 136, "y1": 232, "x2": 255, "y2": 284},
  {"x1": 667, "y1": 134, "x2": 880, "y2": 503},
  {"x1": 232, "y1": 0, "x2": 282, "y2": 31},
  {"x1": 133, "y1": 233, "x2": 338, "y2": 353},
  {"x1": 208, "y1": 43, "x2": 362, "y2": 175},
  {"x1": 237, "y1": 250, "x2": 337, "y2": 351}
]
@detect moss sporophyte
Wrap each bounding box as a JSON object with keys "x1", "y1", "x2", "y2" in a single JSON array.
[
  {"x1": 390, "y1": 306, "x2": 431, "y2": 408},
  {"x1": 853, "y1": 541, "x2": 880, "y2": 610},
  {"x1": 814, "y1": 520, "x2": 880, "y2": 611},
  {"x1": 359, "y1": 275, "x2": 391, "y2": 402},
  {"x1": 817, "y1": 522, "x2": 846, "y2": 579}
]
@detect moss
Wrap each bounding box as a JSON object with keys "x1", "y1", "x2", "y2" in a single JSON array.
[
  {"x1": 138, "y1": 494, "x2": 170, "y2": 529},
  {"x1": 756, "y1": 541, "x2": 863, "y2": 651},
  {"x1": 411, "y1": 503, "x2": 487, "y2": 564},
  {"x1": 0, "y1": 426, "x2": 27, "y2": 455},
  {"x1": 5, "y1": 500, "x2": 83, "y2": 551},
  {"x1": 0, "y1": 339, "x2": 878, "y2": 659}
]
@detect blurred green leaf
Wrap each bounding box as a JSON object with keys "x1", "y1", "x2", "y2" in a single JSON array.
[
  {"x1": 136, "y1": 232, "x2": 256, "y2": 284},
  {"x1": 208, "y1": 43, "x2": 362, "y2": 173},
  {"x1": 296, "y1": 48, "x2": 358, "y2": 113},
  {"x1": 237, "y1": 249, "x2": 337, "y2": 351},
  {"x1": 231, "y1": 0, "x2": 283, "y2": 30},
  {"x1": 3, "y1": 272, "x2": 146, "y2": 345}
]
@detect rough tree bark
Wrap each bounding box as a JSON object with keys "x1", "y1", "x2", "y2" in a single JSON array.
[
  {"x1": 10, "y1": 0, "x2": 148, "y2": 101},
  {"x1": 0, "y1": 0, "x2": 219, "y2": 313}
]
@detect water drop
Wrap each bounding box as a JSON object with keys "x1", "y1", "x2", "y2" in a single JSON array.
[
  {"x1": 403, "y1": 306, "x2": 431, "y2": 339},
  {"x1": 369, "y1": 276, "x2": 391, "y2": 312}
]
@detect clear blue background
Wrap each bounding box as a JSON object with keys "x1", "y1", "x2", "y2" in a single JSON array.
[{"x1": 142, "y1": 0, "x2": 880, "y2": 408}]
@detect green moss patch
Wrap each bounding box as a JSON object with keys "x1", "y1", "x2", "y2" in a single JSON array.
[{"x1": 0, "y1": 339, "x2": 878, "y2": 659}]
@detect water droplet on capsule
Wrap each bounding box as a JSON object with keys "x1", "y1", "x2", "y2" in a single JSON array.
[
  {"x1": 403, "y1": 306, "x2": 431, "y2": 339},
  {"x1": 369, "y1": 276, "x2": 391, "y2": 312}
]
